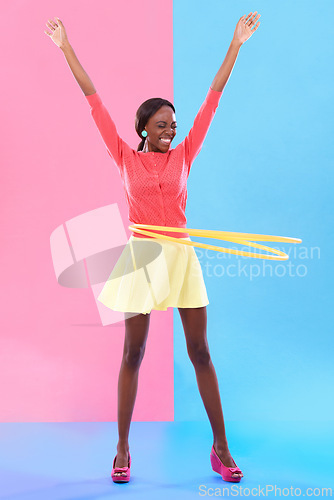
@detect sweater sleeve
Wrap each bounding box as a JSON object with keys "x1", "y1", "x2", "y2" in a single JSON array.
[
  {"x1": 183, "y1": 86, "x2": 223, "y2": 172},
  {"x1": 85, "y1": 92, "x2": 128, "y2": 172}
]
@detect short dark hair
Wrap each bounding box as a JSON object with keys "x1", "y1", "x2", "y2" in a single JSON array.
[{"x1": 135, "y1": 98, "x2": 175, "y2": 151}]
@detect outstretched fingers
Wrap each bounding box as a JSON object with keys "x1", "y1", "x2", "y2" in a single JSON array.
[
  {"x1": 245, "y1": 11, "x2": 261, "y2": 28},
  {"x1": 251, "y1": 20, "x2": 260, "y2": 32},
  {"x1": 45, "y1": 18, "x2": 57, "y2": 36}
]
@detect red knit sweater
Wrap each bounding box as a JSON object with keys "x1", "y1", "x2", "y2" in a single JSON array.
[{"x1": 86, "y1": 86, "x2": 223, "y2": 239}]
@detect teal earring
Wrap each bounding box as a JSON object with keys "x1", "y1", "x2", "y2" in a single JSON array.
[{"x1": 141, "y1": 130, "x2": 148, "y2": 138}]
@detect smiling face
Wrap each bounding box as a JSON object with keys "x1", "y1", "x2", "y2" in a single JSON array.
[{"x1": 144, "y1": 105, "x2": 177, "y2": 153}]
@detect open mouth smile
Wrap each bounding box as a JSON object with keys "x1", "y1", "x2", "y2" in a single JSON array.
[{"x1": 159, "y1": 137, "x2": 172, "y2": 145}]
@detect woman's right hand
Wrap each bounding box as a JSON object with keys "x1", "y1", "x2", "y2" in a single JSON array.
[{"x1": 44, "y1": 17, "x2": 69, "y2": 49}]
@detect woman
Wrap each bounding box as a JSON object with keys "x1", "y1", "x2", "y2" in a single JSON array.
[{"x1": 45, "y1": 11, "x2": 260, "y2": 483}]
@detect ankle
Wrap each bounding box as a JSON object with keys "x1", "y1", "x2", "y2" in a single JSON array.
[
  {"x1": 117, "y1": 441, "x2": 129, "y2": 453},
  {"x1": 213, "y1": 437, "x2": 229, "y2": 452}
]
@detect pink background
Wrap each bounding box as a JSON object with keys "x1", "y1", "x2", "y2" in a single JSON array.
[{"x1": 0, "y1": 0, "x2": 174, "y2": 421}]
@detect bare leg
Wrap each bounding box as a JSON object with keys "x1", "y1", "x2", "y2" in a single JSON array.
[
  {"x1": 178, "y1": 306, "x2": 242, "y2": 479},
  {"x1": 113, "y1": 311, "x2": 151, "y2": 477}
]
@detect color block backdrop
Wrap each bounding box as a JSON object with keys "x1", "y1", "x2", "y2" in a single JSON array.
[
  {"x1": 0, "y1": 0, "x2": 175, "y2": 422},
  {"x1": 0, "y1": 0, "x2": 333, "y2": 426},
  {"x1": 173, "y1": 0, "x2": 334, "y2": 422}
]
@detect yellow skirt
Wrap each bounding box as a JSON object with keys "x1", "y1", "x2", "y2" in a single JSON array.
[{"x1": 97, "y1": 234, "x2": 209, "y2": 315}]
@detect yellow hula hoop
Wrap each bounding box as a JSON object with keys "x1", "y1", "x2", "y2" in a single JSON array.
[{"x1": 128, "y1": 224, "x2": 302, "y2": 261}]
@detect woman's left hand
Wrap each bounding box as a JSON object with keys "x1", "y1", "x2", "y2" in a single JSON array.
[{"x1": 233, "y1": 12, "x2": 261, "y2": 45}]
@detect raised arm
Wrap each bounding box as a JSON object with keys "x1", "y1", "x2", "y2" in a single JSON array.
[
  {"x1": 44, "y1": 17, "x2": 96, "y2": 96},
  {"x1": 182, "y1": 12, "x2": 261, "y2": 171},
  {"x1": 85, "y1": 93, "x2": 126, "y2": 169},
  {"x1": 211, "y1": 11, "x2": 261, "y2": 92},
  {"x1": 45, "y1": 17, "x2": 127, "y2": 169},
  {"x1": 182, "y1": 87, "x2": 223, "y2": 171}
]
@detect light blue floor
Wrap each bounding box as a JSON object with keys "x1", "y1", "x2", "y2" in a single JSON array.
[{"x1": 0, "y1": 421, "x2": 333, "y2": 499}]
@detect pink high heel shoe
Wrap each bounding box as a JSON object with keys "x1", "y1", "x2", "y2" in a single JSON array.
[
  {"x1": 210, "y1": 444, "x2": 244, "y2": 482},
  {"x1": 111, "y1": 451, "x2": 131, "y2": 483}
]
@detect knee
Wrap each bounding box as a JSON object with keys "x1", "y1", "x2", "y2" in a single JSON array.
[
  {"x1": 123, "y1": 345, "x2": 146, "y2": 370},
  {"x1": 188, "y1": 343, "x2": 211, "y2": 367}
]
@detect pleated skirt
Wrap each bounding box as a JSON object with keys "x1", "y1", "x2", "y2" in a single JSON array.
[{"x1": 97, "y1": 234, "x2": 209, "y2": 315}]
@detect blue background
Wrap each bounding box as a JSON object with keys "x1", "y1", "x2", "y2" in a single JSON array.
[{"x1": 173, "y1": 0, "x2": 333, "y2": 422}]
